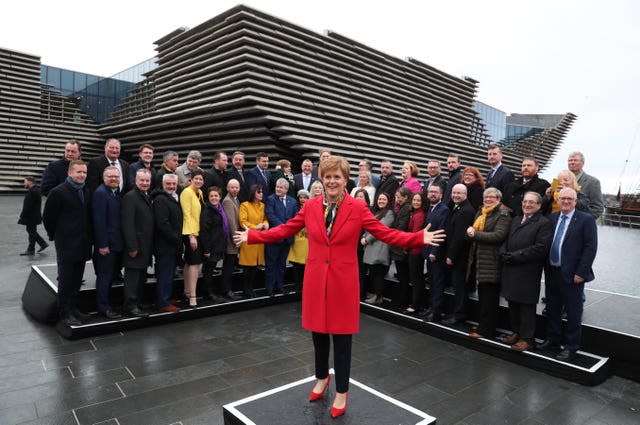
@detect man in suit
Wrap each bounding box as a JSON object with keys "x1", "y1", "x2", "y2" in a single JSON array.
[
  {"x1": 155, "y1": 150, "x2": 180, "y2": 189},
  {"x1": 121, "y1": 168, "x2": 154, "y2": 317},
  {"x1": 245, "y1": 152, "x2": 272, "y2": 196},
  {"x1": 18, "y1": 176, "x2": 48, "y2": 255},
  {"x1": 128, "y1": 144, "x2": 157, "y2": 191},
  {"x1": 42, "y1": 160, "x2": 93, "y2": 326},
  {"x1": 503, "y1": 157, "x2": 550, "y2": 216},
  {"x1": 485, "y1": 144, "x2": 514, "y2": 193},
  {"x1": 228, "y1": 151, "x2": 249, "y2": 202},
  {"x1": 538, "y1": 187, "x2": 598, "y2": 361},
  {"x1": 175, "y1": 150, "x2": 202, "y2": 188},
  {"x1": 41, "y1": 139, "x2": 82, "y2": 196},
  {"x1": 294, "y1": 159, "x2": 317, "y2": 192},
  {"x1": 87, "y1": 138, "x2": 130, "y2": 193},
  {"x1": 442, "y1": 184, "x2": 477, "y2": 325},
  {"x1": 221, "y1": 179, "x2": 242, "y2": 300},
  {"x1": 421, "y1": 184, "x2": 450, "y2": 322},
  {"x1": 92, "y1": 166, "x2": 124, "y2": 319},
  {"x1": 264, "y1": 178, "x2": 298, "y2": 295},
  {"x1": 374, "y1": 160, "x2": 399, "y2": 200},
  {"x1": 568, "y1": 151, "x2": 604, "y2": 219},
  {"x1": 204, "y1": 151, "x2": 229, "y2": 197},
  {"x1": 422, "y1": 160, "x2": 446, "y2": 198},
  {"x1": 443, "y1": 153, "x2": 463, "y2": 208},
  {"x1": 152, "y1": 173, "x2": 183, "y2": 313}
]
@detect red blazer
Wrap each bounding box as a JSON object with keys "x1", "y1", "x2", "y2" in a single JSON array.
[{"x1": 248, "y1": 194, "x2": 424, "y2": 334}]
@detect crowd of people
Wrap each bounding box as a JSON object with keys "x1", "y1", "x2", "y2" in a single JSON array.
[{"x1": 20, "y1": 138, "x2": 601, "y2": 361}]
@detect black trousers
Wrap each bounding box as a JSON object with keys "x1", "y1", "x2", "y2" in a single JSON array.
[
  {"x1": 123, "y1": 268, "x2": 147, "y2": 310},
  {"x1": 26, "y1": 224, "x2": 46, "y2": 251},
  {"x1": 408, "y1": 255, "x2": 424, "y2": 309},
  {"x1": 477, "y1": 281, "x2": 500, "y2": 338},
  {"x1": 312, "y1": 332, "x2": 352, "y2": 393},
  {"x1": 57, "y1": 260, "x2": 86, "y2": 319},
  {"x1": 242, "y1": 266, "x2": 258, "y2": 295},
  {"x1": 368, "y1": 264, "x2": 388, "y2": 297},
  {"x1": 221, "y1": 254, "x2": 237, "y2": 293},
  {"x1": 507, "y1": 301, "x2": 536, "y2": 342},
  {"x1": 394, "y1": 259, "x2": 410, "y2": 307}
]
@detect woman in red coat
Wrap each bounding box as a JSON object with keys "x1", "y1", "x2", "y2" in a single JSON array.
[{"x1": 234, "y1": 156, "x2": 444, "y2": 418}]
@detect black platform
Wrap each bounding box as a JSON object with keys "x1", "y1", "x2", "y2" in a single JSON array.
[{"x1": 223, "y1": 371, "x2": 436, "y2": 425}]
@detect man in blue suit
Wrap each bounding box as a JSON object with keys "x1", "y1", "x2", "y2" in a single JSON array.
[
  {"x1": 421, "y1": 184, "x2": 450, "y2": 322},
  {"x1": 293, "y1": 159, "x2": 317, "y2": 192},
  {"x1": 244, "y1": 152, "x2": 272, "y2": 196},
  {"x1": 264, "y1": 178, "x2": 298, "y2": 295},
  {"x1": 538, "y1": 187, "x2": 597, "y2": 361},
  {"x1": 92, "y1": 166, "x2": 124, "y2": 319},
  {"x1": 485, "y1": 144, "x2": 514, "y2": 193}
]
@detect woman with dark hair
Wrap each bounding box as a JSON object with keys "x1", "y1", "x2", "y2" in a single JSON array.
[
  {"x1": 462, "y1": 166, "x2": 485, "y2": 211},
  {"x1": 199, "y1": 186, "x2": 230, "y2": 303},
  {"x1": 238, "y1": 184, "x2": 269, "y2": 298},
  {"x1": 234, "y1": 156, "x2": 444, "y2": 418},
  {"x1": 363, "y1": 192, "x2": 395, "y2": 305},
  {"x1": 390, "y1": 186, "x2": 413, "y2": 309},
  {"x1": 405, "y1": 192, "x2": 427, "y2": 314},
  {"x1": 180, "y1": 168, "x2": 205, "y2": 308}
]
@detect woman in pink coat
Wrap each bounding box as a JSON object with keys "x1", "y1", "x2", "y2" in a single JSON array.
[{"x1": 234, "y1": 156, "x2": 444, "y2": 418}]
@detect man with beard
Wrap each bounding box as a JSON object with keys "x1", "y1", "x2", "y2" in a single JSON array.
[
  {"x1": 503, "y1": 157, "x2": 550, "y2": 216},
  {"x1": 443, "y1": 153, "x2": 463, "y2": 208}
]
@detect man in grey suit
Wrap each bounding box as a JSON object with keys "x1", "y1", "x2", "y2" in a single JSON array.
[{"x1": 568, "y1": 151, "x2": 603, "y2": 219}]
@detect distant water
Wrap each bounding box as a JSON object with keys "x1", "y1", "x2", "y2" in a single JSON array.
[{"x1": 592, "y1": 225, "x2": 640, "y2": 297}]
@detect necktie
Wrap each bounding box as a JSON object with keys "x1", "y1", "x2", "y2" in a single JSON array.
[
  {"x1": 281, "y1": 197, "x2": 286, "y2": 208},
  {"x1": 110, "y1": 161, "x2": 116, "y2": 166},
  {"x1": 521, "y1": 215, "x2": 529, "y2": 224},
  {"x1": 261, "y1": 169, "x2": 268, "y2": 184},
  {"x1": 487, "y1": 168, "x2": 494, "y2": 181},
  {"x1": 550, "y1": 215, "x2": 567, "y2": 264}
]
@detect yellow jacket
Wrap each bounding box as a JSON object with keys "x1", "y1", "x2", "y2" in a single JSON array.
[
  {"x1": 287, "y1": 229, "x2": 309, "y2": 264},
  {"x1": 180, "y1": 186, "x2": 203, "y2": 236},
  {"x1": 238, "y1": 201, "x2": 268, "y2": 266}
]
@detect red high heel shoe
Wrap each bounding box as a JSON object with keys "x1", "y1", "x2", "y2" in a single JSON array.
[
  {"x1": 309, "y1": 375, "x2": 331, "y2": 401},
  {"x1": 331, "y1": 393, "x2": 348, "y2": 418}
]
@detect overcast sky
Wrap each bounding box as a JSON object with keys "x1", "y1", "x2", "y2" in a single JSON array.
[{"x1": 2, "y1": 0, "x2": 639, "y2": 193}]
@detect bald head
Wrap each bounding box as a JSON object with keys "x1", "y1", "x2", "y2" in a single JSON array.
[
  {"x1": 451, "y1": 183, "x2": 468, "y2": 204},
  {"x1": 226, "y1": 178, "x2": 240, "y2": 198}
]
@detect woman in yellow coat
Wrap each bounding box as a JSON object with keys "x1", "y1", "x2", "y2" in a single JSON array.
[
  {"x1": 287, "y1": 189, "x2": 310, "y2": 291},
  {"x1": 238, "y1": 184, "x2": 269, "y2": 297}
]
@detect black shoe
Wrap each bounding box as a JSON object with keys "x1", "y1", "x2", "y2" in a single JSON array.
[
  {"x1": 536, "y1": 340, "x2": 561, "y2": 351},
  {"x1": 62, "y1": 314, "x2": 82, "y2": 326},
  {"x1": 20, "y1": 250, "x2": 35, "y2": 256},
  {"x1": 243, "y1": 291, "x2": 255, "y2": 299},
  {"x1": 556, "y1": 350, "x2": 576, "y2": 361},
  {"x1": 424, "y1": 312, "x2": 442, "y2": 323},
  {"x1": 101, "y1": 309, "x2": 122, "y2": 320},
  {"x1": 37, "y1": 243, "x2": 49, "y2": 253},
  {"x1": 442, "y1": 315, "x2": 466, "y2": 326},
  {"x1": 72, "y1": 309, "x2": 91, "y2": 323},
  {"x1": 126, "y1": 307, "x2": 149, "y2": 318},
  {"x1": 224, "y1": 290, "x2": 240, "y2": 301},
  {"x1": 211, "y1": 295, "x2": 228, "y2": 304}
]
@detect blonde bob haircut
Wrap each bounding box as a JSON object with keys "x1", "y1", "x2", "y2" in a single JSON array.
[
  {"x1": 404, "y1": 160, "x2": 420, "y2": 177},
  {"x1": 319, "y1": 155, "x2": 350, "y2": 180}
]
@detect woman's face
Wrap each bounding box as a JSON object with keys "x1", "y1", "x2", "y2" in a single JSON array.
[
  {"x1": 359, "y1": 173, "x2": 369, "y2": 186},
  {"x1": 401, "y1": 164, "x2": 410, "y2": 179},
  {"x1": 559, "y1": 174, "x2": 572, "y2": 188},
  {"x1": 312, "y1": 183, "x2": 324, "y2": 197},
  {"x1": 377, "y1": 194, "x2": 389, "y2": 209},
  {"x1": 298, "y1": 195, "x2": 309, "y2": 205},
  {"x1": 355, "y1": 191, "x2": 367, "y2": 202},
  {"x1": 255, "y1": 189, "x2": 263, "y2": 202},
  {"x1": 395, "y1": 192, "x2": 407, "y2": 205},
  {"x1": 463, "y1": 172, "x2": 475, "y2": 185},
  {"x1": 284, "y1": 165, "x2": 292, "y2": 174},
  {"x1": 322, "y1": 168, "x2": 346, "y2": 201},
  {"x1": 483, "y1": 192, "x2": 500, "y2": 208},
  {"x1": 411, "y1": 193, "x2": 423, "y2": 209},
  {"x1": 191, "y1": 174, "x2": 204, "y2": 189},
  {"x1": 208, "y1": 190, "x2": 221, "y2": 205}
]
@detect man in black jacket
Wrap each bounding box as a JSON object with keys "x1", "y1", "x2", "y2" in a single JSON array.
[
  {"x1": 43, "y1": 160, "x2": 93, "y2": 326},
  {"x1": 87, "y1": 138, "x2": 130, "y2": 193},
  {"x1": 153, "y1": 173, "x2": 183, "y2": 312},
  {"x1": 442, "y1": 183, "x2": 476, "y2": 325},
  {"x1": 41, "y1": 140, "x2": 82, "y2": 196},
  {"x1": 18, "y1": 176, "x2": 48, "y2": 255},
  {"x1": 503, "y1": 157, "x2": 550, "y2": 216},
  {"x1": 374, "y1": 160, "x2": 399, "y2": 200},
  {"x1": 121, "y1": 168, "x2": 154, "y2": 317},
  {"x1": 443, "y1": 153, "x2": 463, "y2": 208},
  {"x1": 204, "y1": 151, "x2": 229, "y2": 197}
]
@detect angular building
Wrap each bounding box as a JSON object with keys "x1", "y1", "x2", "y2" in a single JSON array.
[{"x1": 0, "y1": 5, "x2": 575, "y2": 192}]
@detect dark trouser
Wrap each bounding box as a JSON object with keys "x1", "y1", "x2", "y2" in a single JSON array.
[
  {"x1": 94, "y1": 250, "x2": 120, "y2": 313},
  {"x1": 408, "y1": 255, "x2": 424, "y2": 309},
  {"x1": 477, "y1": 281, "x2": 501, "y2": 338},
  {"x1": 221, "y1": 254, "x2": 237, "y2": 293},
  {"x1": 290, "y1": 262, "x2": 305, "y2": 292},
  {"x1": 202, "y1": 256, "x2": 221, "y2": 297},
  {"x1": 155, "y1": 253, "x2": 176, "y2": 307},
  {"x1": 368, "y1": 264, "x2": 388, "y2": 297},
  {"x1": 312, "y1": 332, "x2": 352, "y2": 393},
  {"x1": 394, "y1": 259, "x2": 410, "y2": 307},
  {"x1": 26, "y1": 224, "x2": 46, "y2": 251},
  {"x1": 242, "y1": 266, "x2": 258, "y2": 295},
  {"x1": 546, "y1": 266, "x2": 584, "y2": 351},
  {"x1": 427, "y1": 258, "x2": 446, "y2": 314},
  {"x1": 123, "y1": 268, "x2": 147, "y2": 311},
  {"x1": 57, "y1": 260, "x2": 86, "y2": 319},
  {"x1": 265, "y1": 243, "x2": 289, "y2": 293},
  {"x1": 507, "y1": 301, "x2": 536, "y2": 342},
  {"x1": 450, "y1": 264, "x2": 468, "y2": 320}
]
